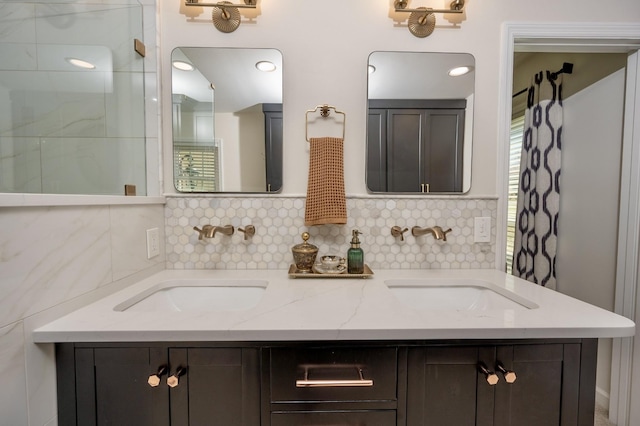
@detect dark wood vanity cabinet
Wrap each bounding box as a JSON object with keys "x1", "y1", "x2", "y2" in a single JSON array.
[
  {"x1": 56, "y1": 344, "x2": 260, "y2": 426},
  {"x1": 56, "y1": 339, "x2": 596, "y2": 426}
]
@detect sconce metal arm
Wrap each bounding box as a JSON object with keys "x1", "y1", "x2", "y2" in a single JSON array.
[
  {"x1": 394, "y1": 0, "x2": 464, "y2": 14},
  {"x1": 394, "y1": 7, "x2": 463, "y2": 14},
  {"x1": 185, "y1": 0, "x2": 256, "y2": 8}
]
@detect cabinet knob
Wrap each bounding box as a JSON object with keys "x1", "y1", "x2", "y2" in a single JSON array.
[
  {"x1": 147, "y1": 365, "x2": 167, "y2": 387},
  {"x1": 496, "y1": 362, "x2": 517, "y2": 384},
  {"x1": 167, "y1": 366, "x2": 186, "y2": 388},
  {"x1": 478, "y1": 362, "x2": 499, "y2": 385}
]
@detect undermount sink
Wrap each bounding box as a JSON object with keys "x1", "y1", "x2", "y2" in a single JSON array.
[
  {"x1": 113, "y1": 279, "x2": 268, "y2": 312},
  {"x1": 385, "y1": 279, "x2": 538, "y2": 311}
]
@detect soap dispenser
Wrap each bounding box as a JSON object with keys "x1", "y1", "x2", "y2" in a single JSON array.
[{"x1": 347, "y1": 229, "x2": 364, "y2": 274}]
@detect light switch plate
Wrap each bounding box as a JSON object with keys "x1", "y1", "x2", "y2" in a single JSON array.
[
  {"x1": 474, "y1": 217, "x2": 491, "y2": 243},
  {"x1": 146, "y1": 228, "x2": 160, "y2": 259}
]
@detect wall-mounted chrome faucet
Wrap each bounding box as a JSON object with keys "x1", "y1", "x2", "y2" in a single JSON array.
[
  {"x1": 193, "y1": 224, "x2": 234, "y2": 240},
  {"x1": 411, "y1": 225, "x2": 452, "y2": 241}
]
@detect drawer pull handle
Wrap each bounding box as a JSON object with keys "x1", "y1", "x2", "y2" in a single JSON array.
[{"x1": 296, "y1": 367, "x2": 374, "y2": 388}]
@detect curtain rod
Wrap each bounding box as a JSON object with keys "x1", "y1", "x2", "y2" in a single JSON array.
[{"x1": 512, "y1": 62, "x2": 574, "y2": 98}]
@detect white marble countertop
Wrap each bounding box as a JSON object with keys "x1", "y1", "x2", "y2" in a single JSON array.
[{"x1": 33, "y1": 269, "x2": 635, "y2": 343}]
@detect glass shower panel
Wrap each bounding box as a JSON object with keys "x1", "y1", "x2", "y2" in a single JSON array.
[{"x1": 0, "y1": 1, "x2": 147, "y2": 195}]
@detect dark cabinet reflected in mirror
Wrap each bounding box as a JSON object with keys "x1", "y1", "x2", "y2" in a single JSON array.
[
  {"x1": 367, "y1": 52, "x2": 475, "y2": 194},
  {"x1": 171, "y1": 47, "x2": 283, "y2": 193}
]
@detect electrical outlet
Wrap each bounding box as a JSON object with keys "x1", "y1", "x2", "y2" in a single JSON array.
[
  {"x1": 474, "y1": 217, "x2": 491, "y2": 243},
  {"x1": 146, "y1": 228, "x2": 160, "y2": 259}
]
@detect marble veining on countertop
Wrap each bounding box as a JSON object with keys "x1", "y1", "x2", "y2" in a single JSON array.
[{"x1": 32, "y1": 269, "x2": 635, "y2": 342}]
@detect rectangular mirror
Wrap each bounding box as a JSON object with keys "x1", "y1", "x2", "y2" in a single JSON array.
[
  {"x1": 171, "y1": 47, "x2": 283, "y2": 193},
  {"x1": 367, "y1": 52, "x2": 475, "y2": 193},
  {"x1": 0, "y1": 2, "x2": 147, "y2": 195}
]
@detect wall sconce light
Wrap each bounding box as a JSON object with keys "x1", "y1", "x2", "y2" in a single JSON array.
[
  {"x1": 394, "y1": 0, "x2": 465, "y2": 38},
  {"x1": 184, "y1": 0, "x2": 257, "y2": 33}
]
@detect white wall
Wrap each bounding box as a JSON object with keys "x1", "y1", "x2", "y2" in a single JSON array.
[
  {"x1": 161, "y1": 0, "x2": 640, "y2": 197},
  {"x1": 0, "y1": 203, "x2": 166, "y2": 425},
  {"x1": 558, "y1": 68, "x2": 626, "y2": 408}
]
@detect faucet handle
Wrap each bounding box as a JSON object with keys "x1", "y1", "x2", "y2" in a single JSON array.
[
  {"x1": 238, "y1": 225, "x2": 255, "y2": 240},
  {"x1": 391, "y1": 226, "x2": 409, "y2": 241},
  {"x1": 193, "y1": 226, "x2": 206, "y2": 240},
  {"x1": 442, "y1": 227, "x2": 452, "y2": 241}
]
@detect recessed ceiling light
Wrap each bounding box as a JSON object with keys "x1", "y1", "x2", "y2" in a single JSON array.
[
  {"x1": 255, "y1": 61, "x2": 276, "y2": 72},
  {"x1": 448, "y1": 66, "x2": 472, "y2": 77},
  {"x1": 172, "y1": 60, "x2": 194, "y2": 71},
  {"x1": 66, "y1": 57, "x2": 96, "y2": 70},
  {"x1": 368, "y1": 65, "x2": 376, "y2": 74}
]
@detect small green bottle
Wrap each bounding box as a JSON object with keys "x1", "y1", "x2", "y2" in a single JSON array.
[{"x1": 347, "y1": 229, "x2": 364, "y2": 274}]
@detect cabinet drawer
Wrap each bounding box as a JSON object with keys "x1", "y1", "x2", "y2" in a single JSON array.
[
  {"x1": 270, "y1": 347, "x2": 397, "y2": 403},
  {"x1": 272, "y1": 410, "x2": 396, "y2": 426}
]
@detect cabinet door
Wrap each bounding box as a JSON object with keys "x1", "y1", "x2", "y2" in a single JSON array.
[
  {"x1": 407, "y1": 342, "x2": 593, "y2": 426},
  {"x1": 493, "y1": 344, "x2": 582, "y2": 426},
  {"x1": 263, "y1": 103, "x2": 283, "y2": 192},
  {"x1": 75, "y1": 347, "x2": 170, "y2": 426},
  {"x1": 422, "y1": 109, "x2": 465, "y2": 192},
  {"x1": 169, "y1": 347, "x2": 260, "y2": 426},
  {"x1": 367, "y1": 108, "x2": 388, "y2": 192},
  {"x1": 407, "y1": 346, "x2": 495, "y2": 426},
  {"x1": 386, "y1": 109, "x2": 424, "y2": 192}
]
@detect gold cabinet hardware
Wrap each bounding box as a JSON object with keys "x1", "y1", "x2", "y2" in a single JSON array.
[
  {"x1": 478, "y1": 362, "x2": 499, "y2": 386},
  {"x1": 296, "y1": 367, "x2": 373, "y2": 388},
  {"x1": 147, "y1": 365, "x2": 167, "y2": 387},
  {"x1": 496, "y1": 362, "x2": 517, "y2": 384},
  {"x1": 167, "y1": 366, "x2": 186, "y2": 388}
]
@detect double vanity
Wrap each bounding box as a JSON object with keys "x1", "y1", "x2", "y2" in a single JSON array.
[{"x1": 34, "y1": 269, "x2": 634, "y2": 426}]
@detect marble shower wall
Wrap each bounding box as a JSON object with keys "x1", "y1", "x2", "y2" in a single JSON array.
[
  {"x1": 0, "y1": 203, "x2": 165, "y2": 425},
  {"x1": 165, "y1": 196, "x2": 497, "y2": 270},
  {"x1": 0, "y1": 2, "x2": 148, "y2": 195}
]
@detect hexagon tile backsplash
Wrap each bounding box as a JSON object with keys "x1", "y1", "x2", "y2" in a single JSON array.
[{"x1": 165, "y1": 196, "x2": 497, "y2": 270}]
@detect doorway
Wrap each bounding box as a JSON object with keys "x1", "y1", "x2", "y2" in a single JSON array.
[
  {"x1": 497, "y1": 23, "x2": 640, "y2": 426},
  {"x1": 508, "y1": 51, "x2": 627, "y2": 413}
]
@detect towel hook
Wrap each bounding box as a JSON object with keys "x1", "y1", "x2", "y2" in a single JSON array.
[{"x1": 305, "y1": 104, "x2": 346, "y2": 142}]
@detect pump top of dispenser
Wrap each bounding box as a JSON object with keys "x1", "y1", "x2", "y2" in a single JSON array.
[{"x1": 350, "y1": 229, "x2": 362, "y2": 247}]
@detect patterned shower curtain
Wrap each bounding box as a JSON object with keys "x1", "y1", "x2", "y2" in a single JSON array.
[{"x1": 512, "y1": 70, "x2": 564, "y2": 289}]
